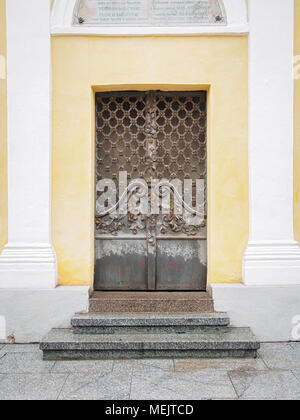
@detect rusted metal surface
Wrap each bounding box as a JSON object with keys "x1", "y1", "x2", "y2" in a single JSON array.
[{"x1": 95, "y1": 91, "x2": 207, "y2": 291}]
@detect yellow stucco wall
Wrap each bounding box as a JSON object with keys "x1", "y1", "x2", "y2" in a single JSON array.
[
  {"x1": 295, "y1": 0, "x2": 300, "y2": 247},
  {"x1": 52, "y1": 35, "x2": 249, "y2": 286},
  {"x1": 0, "y1": 0, "x2": 7, "y2": 253}
]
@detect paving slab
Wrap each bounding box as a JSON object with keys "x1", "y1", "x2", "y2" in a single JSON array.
[
  {"x1": 58, "y1": 371, "x2": 132, "y2": 400},
  {"x1": 0, "y1": 344, "x2": 41, "y2": 356},
  {"x1": 52, "y1": 359, "x2": 113, "y2": 374},
  {"x1": 113, "y1": 358, "x2": 174, "y2": 373},
  {"x1": 0, "y1": 352, "x2": 55, "y2": 374},
  {"x1": 111, "y1": 359, "x2": 137, "y2": 372},
  {"x1": 258, "y1": 343, "x2": 300, "y2": 369},
  {"x1": 0, "y1": 373, "x2": 67, "y2": 400},
  {"x1": 133, "y1": 359, "x2": 175, "y2": 373},
  {"x1": 130, "y1": 367, "x2": 237, "y2": 400},
  {"x1": 291, "y1": 369, "x2": 300, "y2": 382},
  {"x1": 290, "y1": 341, "x2": 300, "y2": 349},
  {"x1": 0, "y1": 346, "x2": 5, "y2": 360},
  {"x1": 1, "y1": 343, "x2": 299, "y2": 400},
  {"x1": 229, "y1": 369, "x2": 300, "y2": 400},
  {"x1": 174, "y1": 357, "x2": 267, "y2": 372}
]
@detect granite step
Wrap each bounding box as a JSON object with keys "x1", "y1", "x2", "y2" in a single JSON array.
[
  {"x1": 40, "y1": 327, "x2": 260, "y2": 360},
  {"x1": 71, "y1": 312, "x2": 230, "y2": 334},
  {"x1": 89, "y1": 292, "x2": 214, "y2": 313}
]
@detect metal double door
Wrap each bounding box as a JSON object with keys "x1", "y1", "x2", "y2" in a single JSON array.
[{"x1": 95, "y1": 91, "x2": 207, "y2": 291}]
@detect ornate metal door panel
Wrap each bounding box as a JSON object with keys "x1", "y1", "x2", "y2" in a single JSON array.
[{"x1": 95, "y1": 91, "x2": 207, "y2": 291}]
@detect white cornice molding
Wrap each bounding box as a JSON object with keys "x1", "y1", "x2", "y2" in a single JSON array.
[{"x1": 51, "y1": 0, "x2": 249, "y2": 36}]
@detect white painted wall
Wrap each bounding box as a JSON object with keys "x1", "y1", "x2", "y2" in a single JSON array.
[
  {"x1": 0, "y1": 0, "x2": 57, "y2": 288},
  {"x1": 243, "y1": 0, "x2": 300, "y2": 285}
]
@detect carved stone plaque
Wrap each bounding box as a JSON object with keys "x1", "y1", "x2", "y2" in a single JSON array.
[{"x1": 74, "y1": 0, "x2": 226, "y2": 26}]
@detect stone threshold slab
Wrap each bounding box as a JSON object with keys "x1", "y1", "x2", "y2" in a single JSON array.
[{"x1": 89, "y1": 291, "x2": 214, "y2": 313}]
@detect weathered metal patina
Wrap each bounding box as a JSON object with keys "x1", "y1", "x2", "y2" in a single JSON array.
[{"x1": 95, "y1": 91, "x2": 207, "y2": 291}]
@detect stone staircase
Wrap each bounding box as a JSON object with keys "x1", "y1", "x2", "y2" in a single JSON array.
[{"x1": 40, "y1": 292, "x2": 260, "y2": 360}]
